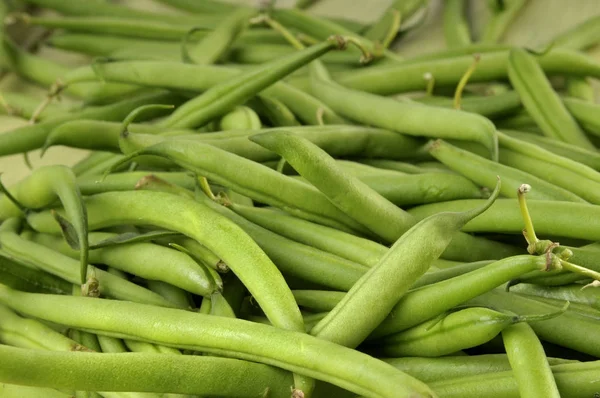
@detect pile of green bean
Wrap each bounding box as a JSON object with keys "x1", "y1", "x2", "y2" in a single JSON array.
[{"x1": 1, "y1": 0, "x2": 600, "y2": 397}]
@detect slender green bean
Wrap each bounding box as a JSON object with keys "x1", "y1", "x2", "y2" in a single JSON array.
[
  {"x1": 443, "y1": 0, "x2": 472, "y2": 48},
  {"x1": 479, "y1": 0, "x2": 526, "y2": 43},
  {"x1": 428, "y1": 139, "x2": 587, "y2": 202},
  {"x1": 0, "y1": 287, "x2": 436, "y2": 398},
  {"x1": 507, "y1": 48, "x2": 594, "y2": 149},
  {"x1": 550, "y1": 14, "x2": 600, "y2": 50}
]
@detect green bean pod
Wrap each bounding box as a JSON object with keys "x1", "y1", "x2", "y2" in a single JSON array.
[
  {"x1": 0, "y1": 344, "x2": 295, "y2": 397},
  {"x1": 186, "y1": 7, "x2": 256, "y2": 65},
  {"x1": 507, "y1": 48, "x2": 594, "y2": 150},
  {"x1": 501, "y1": 129, "x2": 600, "y2": 170},
  {"x1": 443, "y1": 0, "x2": 472, "y2": 48},
  {"x1": 76, "y1": 172, "x2": 195, "y2": 195},
  {"x1": 408, "y1": 198, "x2": 600, "y2": 241},
  {"x1": 27, "y1": 191, "x2": 306, "y2": 334},
  {"x1": 332, "y1": 48, "x2": 600, "y2": 95},
  {"x1": 217, "y1": 106, "x2": 261, "y2": 131},
  {"x1": 0, "y1": 304, "x2": 86, "y2": 352},
  {"x1": 509, "y1": 283, "x2": 599, "y2": 310},
  {"x1": 363, "y1": 0, "x2": 427, "y2": 42},
  {"x1": 430, "y1": 361, "x2": 600, "y2": 398},
  {"x1": 374, "y1": 307, "x2": 560, "y2": 357},
  {"x1": 563, "y1": 96, "x2": 600, "y2": 137},
  {"x1": 412, "y1": 91, "x2": 522, "y2": 118},
  {"x1": 0, "y1": 91, "x2": 68, "y2": 121},
  {"x1": 0, "y1": 91, "x2": 181, "y2": 156},
  {"x1": 479, "y1": 0, "x2": 526, "y2": 43},
  {"x1": 0, "y1": 220, "x2": 177, "y2": 308},
  {"x1": 308, "y1": 183, "x2": 500, "y2": 348},
  {"x1": 231, "y1": 204, "x2": 386, "y2": 267},
  {"x1": 502, "y1": 321, "x2": 561, "y2": 398},
  {"x1": 64, "y1": 60, "x2": 346, "y2": 125},
  {"x1": 0, "y1": 165, "x2": 90, "y2": 283},
  {"x1": 0, "y1": 286, "x2": 436, "y2": 398},
  {"x1": 112, "y1": 137, "x2": 369, "y2": 233},
  {"x1": 0, "y1": 251, "x2": 72, "y2": 295},
  {"x1": 497, "y1": 131, "x2": 600, "y2": 183},
  {"x1": 26, "y1": 231, "x2": 219, "y2": 297},
  {"x1": 310, "y1": 76, "x2": 499, "y2": 160},
  {"x1": 161, "y1": 39, "x2": 343, "y2": 128},
  {"x1": 498, "y1": 147, "x2": 600, "y2": 204},
  {"x1": 250, "y1": 130, "x2": 416, "y2": 242},
  {"x1": 468, "y1": 289, "x2": 600, "y2": 357},
  {"x1": 428, "y1": 139, "x2": 587, "y2": 202}
]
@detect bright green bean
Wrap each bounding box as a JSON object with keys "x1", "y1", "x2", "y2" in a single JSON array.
[
  {"x1": 428, "y1": 139, "x2": 587, "y2": 202},
  {"x1": 443, "y1": 0, "x2": 472, "y2": 48},
  {"x1": 507, "y1": 48, "x2": 594, "y2": 150},
  {"x1": 308, "y1": 184, "x2": 499, "y2": 348},
  {"x1": 479, "y1": 0, "x2": 526, "y2": 43},
  {"x1": 550, "y1": 14, "x2": 600, "y2": 50},
  {"x1": 0, "y1": 165, "x2": 89, "y2": 283},
  {"x1": 0, "y1": 287, "x2": 436, "y2": 398}
]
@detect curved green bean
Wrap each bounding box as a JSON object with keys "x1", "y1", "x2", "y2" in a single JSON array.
[{"x1": 443, "y1": 0, "x2": 472, "y2": 48}]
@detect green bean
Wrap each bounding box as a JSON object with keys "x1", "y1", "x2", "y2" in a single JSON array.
[
  {"x1": 145, "y1": 280, "x2": 194, "y2": 310},
  {"x1": 185, "y1": 7, "x2": 256, "y2": 65},
  {"x1": 352, "y1": 172, "x2": 485, "y2": 205},
  {"x1": 0, "y1": 304, "x2": 86, "y2": 352},
  {"x1": 27, "y1": 231, "x2": 218, "y2": 297},
  {"x1": 167, "y1": 237, "x2": 227, "y2": 273},
  {"x1": 331, "y1": 48, "x2": 600, "y2": 95},
  {"x1": 160, "y1": 39, "x2": 344, "y2": 129},
  {"x1": 76, "y1": 172, "x2": 194, "y2": 195},
  {"x1": 0, "y1": 91, "x2": 182, "y2": 156},
  {"x1": 47, "y1": 33, "x2": 180, "y2": 59},
  {"x1": 375, "y1": 306, "x2": 563, "y2": 357},
  {"x1": 308, "y1": 184, "x2": 499, "y2": 348},
  {"x1": 251, "y1": 130, "x2": 417, "y2": 242},
  {"x1": 498, "y1": 147, "x2": 600, "y2": 204},
  {"x1": 512, "y1": 293, "x2": 600, "y2": 320},
  {"x1": 563, "y1": 96, "x2": 600, "y2": 137},
  {"x1": 0, "y1": 251, "x2": 72, "y2": 295},
  {"x1": 0, "y1": 287, "x2": 436, "y2": 398},
  {"x1": 383, "y1": 354, "x2": 575, "y2": 383},
  {"x1": 17, "y1": 14, "x2": 202, "y2": 41},
  {"x1": 443, "y1": 0, "x2": 472, "y2": 48},
  {"x1": 153, "y1": 0, "x2": 234, "y2": 13},
  {"x1": 246, "y1": 95, "x2": 301, "y2": 127},
  {"x1": 502, "y1": 129, "x2": 600, "y2": 170},
  {"x1": 0, "y1": 343, "x2": 295, "y2": 397},
  {"x1": 468, "y1": 288, "x2": 600, "y2": 357},
  {"x1": 550, "y1": 14, "x2": 600, "y2": 50},
  {"x1": 118, "y1": 125, "x2": 423, "y2": 162},
  {"x1": 69, "y1": 330, "x2": 101, "y2": 353},
  {"x1": 428, "y1": 139, "x2": 587, "y2": 202},
  {"x1": 309, "y1": 73, "x2": 499, "y2": 160},
  {"x1": 110, "y1": 137, "x2": 369, "y2": 233},
  {"x1": 363, "y1": 0, "x2": 427, "y2": 42},
  {"x1": 0, "y1": 91, "x2": 68, "y2": 121},
  {"x1": 225, "y1": 42, "x2": 366, "y2": 65},
  {"x1": 408, "y1": 198, "x2": 600, "y2": 241},
  {"x1": 412, "y1": 91, "x2": 522, "y2": 118},
  {"x1": 0, "y1": 383, "x2": 72, "y2": 398},
  {"x1": 357, "y1": 159, "x2": 436, "y2": 173},
  {"x1": 565, "y1": 77, "x2": 595, "y2": 102},
  {"x1": 502, "y1": 320, "x2": 560, "y2": 398},
  {"x1": 0, "y1": 165, "x2": 89, "y2": 283},
  {"x1": 231, "y1": 204, "x2": 386, "y2": 267},
  {"x1": 479, "y1": 0, "x2": 526, "y2": 43},
  {"x1": 43, "y1": 120, "x2": 179, "y2": 153},
  {"x1": 20, "y1": 0, "x2": 221, "y2": 26},
  {"x1": 123, "y1": 339, "x2": 180, "y2": 356},
  {"x1": 26, "y1": 191, "x2": 306, "y2": 339},
  {"x1": 507, "y1": 48, "x2": 595, "y2": 150},
  {"x1": 64, "y1": 60, "x2": 346, "y2": 125},
  {"x1": 372, "y1": 255, "x2": 551, "y2": 338},
  {"x1": 509, "y1": 283, "x2": 599, "y2": 310},
  {"x1": 97, "y1": 335, "x2": 127, "y2": 354},
  {"x1": 72, "y1": 151, "x2": 120, "y2": 177},
  {"x1": 430, "y1": 360, "x2": 600, "y2": 398},
  {"x1": 270, "y1": 8, "x2": 402, "y2": 62},
  {"x1": 0, "y1": 219, "x2": 178, "y2": 307},
  {"x1": 217, "y1": 106, "x2": 261, "y2": 130},
  {"x1": 498, "y1": 131, "x2": 600, "y2": 183},
  {"x1": 0, "y1": 38, "x2": 142, "y2": 104}
]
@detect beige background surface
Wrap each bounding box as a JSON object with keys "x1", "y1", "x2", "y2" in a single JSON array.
[{"x1": 2, "y1": 0, "x2": 600, "y2": 185}]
